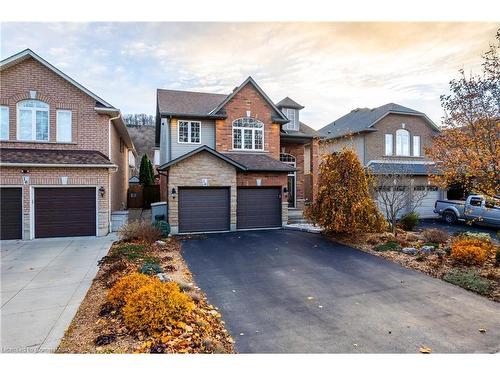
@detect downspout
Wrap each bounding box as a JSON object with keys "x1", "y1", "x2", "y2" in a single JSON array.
[{"x1": 107, "y1": 112, "x2": 121, "y2": 234}]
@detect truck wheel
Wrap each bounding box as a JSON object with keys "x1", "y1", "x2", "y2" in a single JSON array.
[{"x1": 443, "y1": 211, "x2": 457, "y2": 224}]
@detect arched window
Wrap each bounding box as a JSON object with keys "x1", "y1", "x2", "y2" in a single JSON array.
[
  {"x1": 17, "y1": 100, "x2": 49, "y2": 141},
  {"x1": 280, "y1": 153, "x2": 296, "y2": 165},
  {"x1": 396, "y1": 128, "x2": 410, "y2": 156},
  {"x1": 232, "y1": 117, "x2": 264, "y2": 151}
]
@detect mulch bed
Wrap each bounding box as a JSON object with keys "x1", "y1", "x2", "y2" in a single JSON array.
[
  {"x1": 57, "y1": 238, "x2": 234, "y2": 354},
  {"x1": 327, "y1": 230, "x2": 500, "y2": 302}
]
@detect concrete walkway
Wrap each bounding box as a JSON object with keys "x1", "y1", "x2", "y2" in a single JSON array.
[{"x1": 1, "y1": 235, "x2": 115, "y2": 353}]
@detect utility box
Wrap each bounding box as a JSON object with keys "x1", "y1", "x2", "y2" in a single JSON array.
[
  {"x1": 151, "y1": 201, "x2": 167, "y2": 223},
  {"x1": 111, "y1": 211, "x2": 129, "y2": 232}
]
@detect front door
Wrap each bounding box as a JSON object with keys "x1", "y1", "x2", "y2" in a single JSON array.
[{"x1": 287, "y1": 174, "x2": 295, "y2": 208}]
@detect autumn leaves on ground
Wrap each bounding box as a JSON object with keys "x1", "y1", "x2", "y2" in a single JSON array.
[{"x1": 57, "y1": 223, "x2": 234, "y2": 354}]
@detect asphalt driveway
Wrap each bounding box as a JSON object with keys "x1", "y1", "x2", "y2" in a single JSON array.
[
  {"x1": 181, "y1": 230, "x2": 500, "y2": 353},
  {"x1": 1, "y1": 235, "x2": 114, "y2": 353}
]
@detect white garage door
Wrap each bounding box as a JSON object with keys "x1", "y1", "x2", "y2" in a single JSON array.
[{"x1": 415, "y1": 188, "x2": 440, "y2": 218}]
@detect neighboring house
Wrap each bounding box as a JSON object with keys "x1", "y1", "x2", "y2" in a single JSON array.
[
  {"x1": 0, "y1": 49, "x2": 135, "y2": 240},
  {"x1": 156, "y1": 77, "x2": 319, "y2": 234},
  {"x1": 318, "y1": 103, "x2": 443, "y2": 218},
  {"x1": 126, "y1": 124, "x2": 159, "y2": 176}
]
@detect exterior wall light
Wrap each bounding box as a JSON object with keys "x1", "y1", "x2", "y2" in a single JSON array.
[
  {"x1": 99, "y1": 186, "x2": 105, "y2": 197},
  {"x1": 283, "y1": 187, "x2": 288, "y2": 194},
  {"x1": 171, "y1": 187, "x2": 177, "y2": 199}
]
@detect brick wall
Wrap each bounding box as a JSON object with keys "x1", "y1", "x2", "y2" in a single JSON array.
[
  {"x1": 281, "y1": 143, "x2": 305, "y2": 208},
  {"x1": 215, "y1": 83, "x2": 281, "y2": 159},
  {"x1": 0, "y1": 166, "x2": 110, "y2": 238},
  {"x1": 0, "y1": 57, "x2": 110, "y2": 156},
  {"x1": 364, "y1": 114, "x2": 439, "y2": 162},
  {"x1": 167, "y1": 151, "x2": 237, "y2": 234}
]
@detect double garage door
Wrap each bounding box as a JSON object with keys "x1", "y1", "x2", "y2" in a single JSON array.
[
  {"x1": 178, "y1": 187, "x2": 281, "y2": 233},
  {"x1": 0, "y1": 187, "x2": 96, "y2": 240}
]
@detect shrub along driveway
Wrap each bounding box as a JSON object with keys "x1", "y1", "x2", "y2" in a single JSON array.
[
  {"x1": 1, "y1": 235, "x2": 114, "y2": 353},
  {"x1": 181, "y1": 230, "x2": 500, "y2": 353}
]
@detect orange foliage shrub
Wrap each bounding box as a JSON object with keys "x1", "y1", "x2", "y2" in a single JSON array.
[
  {"x1": 123, "y1": 281, "x2": 195, "y2": 334},
  {"x1": 306, "y1": 149, "x2": 386, "y2": 234},
  {"x1": 107, "y1": 273, "x2": 157, "y2": 307},
  {"x1": 450, "y1": 237, "x2": 495, "y2": 265}
]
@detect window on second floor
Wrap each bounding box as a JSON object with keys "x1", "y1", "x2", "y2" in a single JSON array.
[
  {"x1": 385, "y1": 134, "x2": 393, "y2": 155},
  {"x1": 17, "y1": 100, "x2": 49, "y2": 141},
  {"x1": 395, "y1": 128, "x2": 410, "y2": 156},
  {"x1": 0, "y1": 106, "x2": 9, "y2": 140},
  {"x1": 233, "y1": 117, "x2": 264, "y2": 151},
  {"x1": 283, "y1": 108, "x2": 299, "y2": 131},
  {"x1": 412, "y1": 135, "x2": 421, "y2": 157},
  {"x1": 178, "y1": 120, "x2": 201, "y2": 144},
  {"x1": 56, "y1": 110, "x2": 72, "y2": 143}
]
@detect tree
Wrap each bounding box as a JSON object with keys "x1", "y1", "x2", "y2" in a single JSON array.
[
  {"x1": 373, "y1": 167, "x2": 429, "y2": 233},
  {"x1": 306, "y1": 149, "x2": 386, "y2": 235},
  {"x1": 139, "y1": 154, "x2": 155, "y2": 186},
  {"x1": 123, "y1": 113, "x2": 155, "y2": 126},
  {"x1": 426, "y1": 29, "x2": 500, "y2": 197}
]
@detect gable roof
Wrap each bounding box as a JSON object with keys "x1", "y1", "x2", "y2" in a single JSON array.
[
  {"x1": 209, "y1": 77, "x2": 289, "y2": 124},
  {"x1": 158, "y1": 145, "x2": 247, "y2": 171},
  {"x1": 0, "y1": 49, "x2": 115, "y2": 109},
  {"x1": 276, "y1": 97, "x2": 304, "y2": 110},
  {"x1": 157, "y1": 89, "x2": 228, "y2": 117},
  {"x1": 318, "y1": 103, "x2": 440, "y2": 139}
]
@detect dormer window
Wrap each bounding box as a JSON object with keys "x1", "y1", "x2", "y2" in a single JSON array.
[
  {"x1": 232, "y1": 117, "x2": 264, "y2": 151},
  {"x1": 283, "y1": 108, "x2": 299, "y2": 131}
]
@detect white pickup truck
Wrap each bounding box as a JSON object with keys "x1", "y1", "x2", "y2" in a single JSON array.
[{"x1": 434, "y1": 195, "x2": 500, "y2": 228}]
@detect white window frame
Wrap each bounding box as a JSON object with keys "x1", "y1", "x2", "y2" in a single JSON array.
[
  {"x1": 232, "y1": 117, "x2": 265, "y2": 151},
  {"x1": 384, "y1": 134, "x2": 393, "y2": 156},
  {"x1": 283, "y1": 108, "x2": 299, "y2": 131},
  {"x1": 56, "y1": 109, "x2": 72, "y2": 143},
  {"x1": 16, "y1": 100, "x2": 50, "y2": 142},
  {"x1": 177, "y1": 120, "x2": 201, "y2": 144},
  {"x1": 0, "y1": 106, "x2": 9, "y2": 140},
  {"x1": 412, "y1": 135, "x2": 421, "y2": 157},
  {"x1": 153, "y1": 149, "x2": 160, "y2": 166},
  {"x1": 396, "y1": 128, "x2": 410, "y2": 156}
]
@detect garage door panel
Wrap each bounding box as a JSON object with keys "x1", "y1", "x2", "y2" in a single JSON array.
[
  {"x1": 178, "y1": 188, "x2": 230, "y2": 233},
  {"x1": 0, "y1": 188, "x2": 23, "y2": 240},
  {"x1": 237, "y1": 188, "x2": 281, "y2": 229},
  {"x1": 35, "y1": 188, "x2": 96, "y2": 238}
]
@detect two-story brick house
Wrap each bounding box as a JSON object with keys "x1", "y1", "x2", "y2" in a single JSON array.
[
  {"x1": 156, "y1": 77, "x2": 318, "y2": 234},
  {"x1": 318, "y1": 103, "x2": 443, "y2": 218},
  {"x1": 0, "y1": 49, "x2": 135, "y2": 240}
]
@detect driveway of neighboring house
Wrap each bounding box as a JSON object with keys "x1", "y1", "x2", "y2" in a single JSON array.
[
  {"x1": 1, "y1": 235, "x2": 115, "y2": 353},
  {"x1": 181, "y1": 230, "x2": 500, "y2": 353},
  {"x1": 418, "y1": 218, "x2": 499, "y2": 239}
]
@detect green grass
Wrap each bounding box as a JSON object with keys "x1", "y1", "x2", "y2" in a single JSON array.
[
  {"x1": 374, "y1": 241, "x2": 401, "y2": 252},
  {"x1": 443, "y1": 269, "x2": 492, "y2": 296}
]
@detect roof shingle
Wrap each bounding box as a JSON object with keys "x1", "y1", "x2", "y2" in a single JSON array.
[
  {"x1": 157, "y1": 89, "x2": 228, "y2": 116},
  {"x1": 221, "y1": 152, "x2": 294, "y2": 172},
  {"x1": 0, "y1": 148, "x2": 114, "y2": 166},
  {"x1": 318, "y1": 103, "x2": 437, "y2": 139}
]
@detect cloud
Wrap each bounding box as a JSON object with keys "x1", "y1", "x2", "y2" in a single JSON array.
[{"x1": 1, "y1": 22, "x2": 498, "y2": 128}]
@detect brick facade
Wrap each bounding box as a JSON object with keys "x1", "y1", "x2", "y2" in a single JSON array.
[
  {"x1": 0, "y1": 54, "x2": 131, "y2": 238},
  {"x1": 364, "y1": 114, "x2": 438, "y2": 162},
  {"x1": 0, "y1": 167, "x2": 110, "y2": 239},
  {"x1": 167, "y1": 151, "x2": 237, "y2": 234},
  {"x1": 215, "y1": 83, "x2": 282, "y2": 159}
]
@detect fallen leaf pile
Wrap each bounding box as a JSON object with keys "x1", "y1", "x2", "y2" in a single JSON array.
[{"x1": 57, "y1": 238, "x2": 235, "y2": 354}]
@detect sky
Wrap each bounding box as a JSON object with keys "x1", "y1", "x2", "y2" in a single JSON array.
[{"x1": 1, "y1": 22, "x2": 498, "y2": 129}]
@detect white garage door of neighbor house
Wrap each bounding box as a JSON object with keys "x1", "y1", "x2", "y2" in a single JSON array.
[{"x1": 416, "y1": 189, "x2": 440, "y2": 219}]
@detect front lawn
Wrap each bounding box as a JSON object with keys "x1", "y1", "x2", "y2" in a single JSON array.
[
  {"x1": 57, "y1": 223, "x2": 234, "y2": 354},
  {"x1": 328, "y1": 228, "x2": 500, "y2": 301}
]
